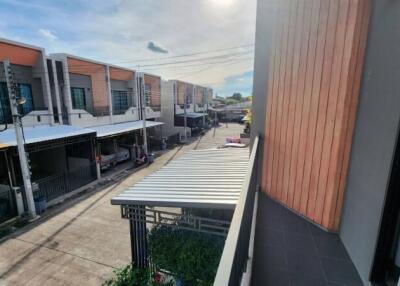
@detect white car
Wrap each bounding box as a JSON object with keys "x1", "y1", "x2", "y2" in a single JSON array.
[{"x1": 115, "y1": 147, "x2": 130, "y2": 163}]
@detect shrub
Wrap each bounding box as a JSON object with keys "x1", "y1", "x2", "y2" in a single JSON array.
[
  {"x1": 103, "y1": 264, "x2": 173, "y2": 286},
  {"x1": 148, "y1": 225, "x2": 225, "y2": 286}
]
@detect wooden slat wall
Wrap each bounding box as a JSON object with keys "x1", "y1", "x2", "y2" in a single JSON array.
[{"x1": 261, "y1": 0, "x2": 371, "y2": 230}]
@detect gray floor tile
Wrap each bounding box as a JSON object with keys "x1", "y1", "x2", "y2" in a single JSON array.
[
  {"x1": 286, "y1": 250, "x2": 326, "y2": 280},
  {"x1": 321, "y1": 257, "x2": 363, "y2": 285},
  {"x1": 284, "y1": 232, "x2": 319, "y2": 256},
  {"x1": 313, "y1": 232, "x2": 351, "y2": 261}
]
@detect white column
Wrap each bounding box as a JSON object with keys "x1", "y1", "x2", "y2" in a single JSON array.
[
  {"x1": 51, "y1": 59, "x2": 63, "y2": 124},
  {"x1": 39, "y1": 56, "x2": 54, "y2": 125},
  {"x1": 3, "y1": 60, "x2": 36, "y2": 219},
  {"x1": 61, "y1": 58, "x2": 73, "y2": 124},
  {"x1": 106, "y1": 65, "x2": 113, "y2": 124}
]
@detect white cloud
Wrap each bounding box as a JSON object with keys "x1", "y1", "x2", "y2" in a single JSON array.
[
  {"x1": 38, "y1": 28, "x2": 58, "y2": 41},
  {"x1": 1, "y1": 0, "x2": 257, "y2": 95}
]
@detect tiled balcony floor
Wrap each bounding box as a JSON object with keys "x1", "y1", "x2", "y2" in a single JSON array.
[{"x1": 252, "y1": 194, "x2": 363, "y2": 286}]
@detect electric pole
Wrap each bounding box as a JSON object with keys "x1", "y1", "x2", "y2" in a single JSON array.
[
  {"x1": 183, "y1": 84, "x2": 187, "y2": 143},
  {"x1": 3, "y1": 60, "x2": 36, "y2": 219},
  {"x1": 138, "y1": 74, "x2": 148, "y2": 156}
]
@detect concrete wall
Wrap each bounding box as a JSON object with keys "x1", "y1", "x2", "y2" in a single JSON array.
[
  {"x1": 339, "y1": 1, "x2": 400, "y2": 284},
  {"x1": 250, "y1": 0, "x2": 274, "y2": 181},
  {"x1": 160, "y1": 81, "x2": 176, "y2": 137}
]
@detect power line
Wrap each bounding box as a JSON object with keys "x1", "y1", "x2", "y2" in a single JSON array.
[
  {"x1": 137, "y1": 50, "x2": 253, "y2": 68},
  {"x1": 99, "y1": 43, "x2": 254, "y2": 64}
]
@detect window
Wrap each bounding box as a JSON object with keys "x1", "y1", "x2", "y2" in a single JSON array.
[
  {"x1": 71, "y1": 87, "x2": 86, "y2": 110},
  {"x1": 185, "y1": 86, "x2": 193, "y2": 104},
  {"x1": 112, "y1": 90, "x2": 128, "y2": 114},
  {"x1": 18, "y1": 84, "x2": 34, "y2": 115},
  {"x1": 144, "y1": 84, "x2": 151, "y2": 107},
  {"x1": 0, "y1": 82, "x2": 12, "y2": 124}
]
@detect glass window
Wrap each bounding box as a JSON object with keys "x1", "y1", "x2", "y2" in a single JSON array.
[
  {"x1": 144, "y1": 84, "x2": 151, "y2": 107},
  {"x1": 71, "y1": 87, "x2": 86, "y2": 110},
  {"x1": 0, "y1": 82, "x2": 12, "y2": 124},
  {"x1": 112, "y1": 90, "x2": 128, "y2": 114},
  {"x1": 186, "y1": 86, "x2": 193, "y2": 104},
  {"x1": 18, "y1": 84, "x2": 34, "y2": 115}
]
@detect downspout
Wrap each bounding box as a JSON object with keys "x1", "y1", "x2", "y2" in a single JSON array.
[{"x1": 51, "y1": 59, "x2": 63, "y2": 124}]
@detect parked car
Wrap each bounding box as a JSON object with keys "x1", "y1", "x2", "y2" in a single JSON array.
[
  {"x1": 115, "y1": 147, "x2": 130, "y2": 163},
  {"x1": 100, "y1": 153, "x2": 116, "y2": 170}
]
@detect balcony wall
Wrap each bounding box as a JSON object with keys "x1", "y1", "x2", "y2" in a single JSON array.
[
  {"x1": 67, "y1": 57, "x2": 108, "y2": 110},
  {"x1": 259, "y1": 0, "x2": 371, "y2": 231},
  {"x1": 144, "y1": 74, "x2": 161, "y2": 115}
]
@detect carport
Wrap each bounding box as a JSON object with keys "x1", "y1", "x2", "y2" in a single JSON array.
[
  {"x1": 111, "y1": 147, "x2": 249, "y2": 267},
  {"x1": 89, "y1": 120, "x2": 164, "y2": 173}
]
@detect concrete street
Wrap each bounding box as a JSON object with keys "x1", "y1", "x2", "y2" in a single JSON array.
[{"x1": 0, "y1": 123, "x2": 244, "y2": 286}]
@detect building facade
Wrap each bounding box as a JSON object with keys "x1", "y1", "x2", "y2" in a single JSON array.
[
  {"x1": 0, "y1": 39, "x2": 164, "y2": 221},
  {"x1": 160, "y1": 79, "x2": 212, "y2": 140},
  {"x1": 251, "y1": 0, "x2": 400, "y2": 284}
]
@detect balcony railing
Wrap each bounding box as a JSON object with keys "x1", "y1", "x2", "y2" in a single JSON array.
[
  {"x1": 214, "y1": 136, "x2": 259, "y2": 286},
  {"x1": 86, "y1": 106, "x2": 110, "y2": 117}
]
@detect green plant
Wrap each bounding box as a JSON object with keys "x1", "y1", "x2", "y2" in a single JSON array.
[
  {"x1": 149, "y1": 225, "x2": 225, "y2": 286},
  {"x1": 103, "y1": 264, "x2": 149, "y2": 286}
]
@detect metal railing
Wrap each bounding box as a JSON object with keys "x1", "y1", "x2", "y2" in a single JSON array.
[
  {"x1": 85, "y1": 106, "x2": 110, "y2": 117},
  {"x1": 0, "y1": 186, "x2": 17, "y2": 224},
  {"x1": 214, "y1": 136, "x2": 259, "y2": 286},
  {"x1": 32, "y1": 163, "x2": 96, "y2": 202}
]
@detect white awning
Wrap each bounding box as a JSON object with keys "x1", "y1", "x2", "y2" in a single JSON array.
[
  {"x1": 111, "y1": 147, "x2": 249, "y2": 209},
  {"x1": 90, "y1": 120, "x2": 164, "y2": 138},
  {"x1": 0, "y1": 125, "x2": 95, "y2": 147}
]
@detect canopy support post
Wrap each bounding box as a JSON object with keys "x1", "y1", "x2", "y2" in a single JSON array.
[{"x1": 129, "y1": 205, "x2": 148, "y2": 268}]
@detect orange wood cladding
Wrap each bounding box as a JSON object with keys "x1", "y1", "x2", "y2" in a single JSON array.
[
  {"x1": 144, "y1": 74, "x2": 161, "y2": 107},
  {"x1": 261, "y1": 0, "x2": 371, "y2": 231}
]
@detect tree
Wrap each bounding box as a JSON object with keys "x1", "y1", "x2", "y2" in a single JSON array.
[{"x1": 231, "y1": 93, "x2": 242, "y2": 101}]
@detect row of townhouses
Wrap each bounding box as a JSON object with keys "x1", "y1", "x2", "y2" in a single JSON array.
[{"x1": 0, "y1": 38, "x2": 213, "y2": 224}]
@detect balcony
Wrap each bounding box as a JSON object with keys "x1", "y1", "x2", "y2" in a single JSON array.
[{"x1": 214, "y1": 136, "x2": 363, "y2": 286}]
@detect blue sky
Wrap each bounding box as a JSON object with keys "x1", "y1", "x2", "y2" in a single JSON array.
[{"x1": 0, "y1": 0, "x2": 257, "y2": 97}]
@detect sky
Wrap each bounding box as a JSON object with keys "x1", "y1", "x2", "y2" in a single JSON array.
[{"x1": 0, "y1": 0, "x2": 257, "y2": 97}]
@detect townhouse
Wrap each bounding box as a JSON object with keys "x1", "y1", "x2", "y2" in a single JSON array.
[
  {"x1": 160, "y1": 79, "x2": 212, "y2": 140},
  {"x1": 0, "y1": 38, "x2": 163, "y2": 222}
]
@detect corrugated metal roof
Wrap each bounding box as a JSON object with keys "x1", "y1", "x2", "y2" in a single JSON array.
[
  {"x1": 0, "y1": 125, "x2": 95, "y2": 147},
  {"x1": 111, "y1": 147, "x2": 249, "y2": 209},
  {"x1": 90, "y1": 120, "x2": 164, "y2": 138}
]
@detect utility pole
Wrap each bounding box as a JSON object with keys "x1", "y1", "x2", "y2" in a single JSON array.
[
  {"x1": 202, "y1": 88, "x2": 206, "y2": 129},
  {"x1": 183, "y1": 84, "x2": 187, "y2": 142},
  {"x1": 3, "y1": 60, "x2": 36, "y2": 219},
  {"x1": 138, "y1": 74, "x2": 148, "y2": 156}
]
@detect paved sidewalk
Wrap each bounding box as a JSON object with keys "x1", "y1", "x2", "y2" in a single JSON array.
[{"x1": 0, "y1": 124, "x2": 244, "y2": 286}]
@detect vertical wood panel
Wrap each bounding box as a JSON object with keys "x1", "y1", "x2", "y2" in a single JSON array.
[
  {"x1": 321, "y1": 0, "x2": 363, "y2": 228},
  {"x1": 333, "y1": 0, "x2": 371, "y2": 230},
  {"x1": 261, "y1": 0, "x2": 371, "y2": 230},
  {"x1": 300, "y1": 0, "x2": 330, "y2": 216},
  {"x1": 280, "y1": 0, "x2": 299, "y2": 204},
  {"x1": 293, "y1": 0, "x2": 321, "y2": 211},
  {"x1": 287, "y1": 0, "x2": 309, "y2": 208},
  {"x1": 262, "y1": 0, "x2": 278, "y2": 195}
]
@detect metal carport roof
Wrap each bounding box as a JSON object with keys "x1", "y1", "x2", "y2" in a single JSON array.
[
  {"x1": 111, "y1": 147, "x2": 249, "y2": 209},
  {"x1": 0, "y1": 125, "x2": 95, "y2": 147},
  {"x1": 90, "y1": 120, "x2": 164, "y2": 138}
]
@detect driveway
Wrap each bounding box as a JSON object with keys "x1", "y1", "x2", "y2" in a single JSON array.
[{"x1": 0, "y1": 124, "x2": 244, "y2": 286}]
